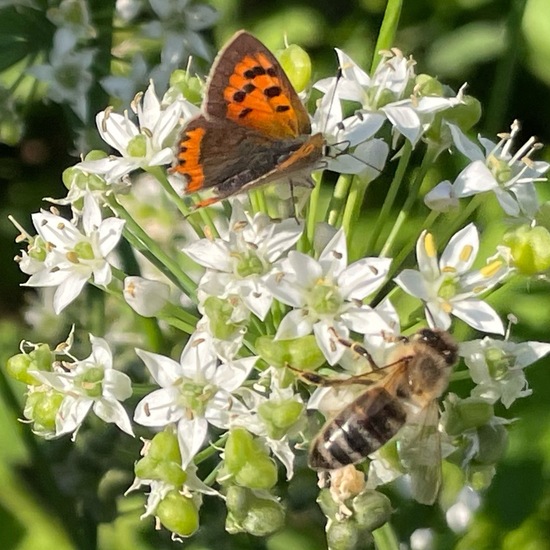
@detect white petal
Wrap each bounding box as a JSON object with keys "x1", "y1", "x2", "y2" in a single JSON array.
[
  {"x1": 212, "y1": 357, "x2": 257, "y2": 391},
  {"x1": 448, "y1": 123, "x2": 484, "y2": 161},
  {"x1": 177, "y1": 417, "x2": 208, "y2": 469},
  {"x1": 90, "y1": 335, "x2": 113, "y2": 369},
  {"x1": 135, "y1": 348, "x2": 182, "y2": 386},
  {"x1": 275, "y1": 309, "x2": 313, "y2": 339},
  {"x1": 493, "y1": 188, "x2": 520, "y2": 216},
  {"x1": 425, "y1": 303, "x2": 451, "y2": 330},
  {"x1": 263, "y1": 219, "x2": 303, "y2": 263},
  {"x1": 178, "y1": 334, "x2": 218, "y2": 380},
  {"x1": 394, "y1": 269, "x2": 430, "y2": 300},
  {"x1": 319, "y1": 229, "x2": 348, "y2": 277},
  {"x1": 453, "y1": 161, "x2": 497, "y2": 197},
  {"x1": 339, "y1": 257, "x2": 391, "y2": 300},
  {"x1": 97, "y1": 218, "x2": 126, "y2": 256},
  {"x1": 93, "y1": 399, "x2": 134, "y2": 436},
  {"x1": 510, "y1": 181, "x2": 538, "y2": 218},
  {"x1": 83, "y1": 193, "x2": 102, "y2": 235},
  {"x1": 33, "y1": 211, "x2": 81, "y2": 247},
  {"x1": 133, "y1": 387, "x2": 183, "y2": 426},
  {"x1": 53, "y1": 273, "x2": 89, "y2": 313},
  {"x1": 184, "y1": 239, "x2": 232, "y2": 272},
  {"x1": 314, "y1": 320, "x2": 346, "y2": 365},
  {"x1": 97, "y1": 110, "x2": 137, "y2": 152},
  {"x1": 103, "y1": 369, "x2": 133, "y2": 401},
  {"x1": 416, "y1": 230, "x2": 440, "y2": 281},
  {"x1": 241, "y1": 283, "x2": 273, "y2": 320},
  {"x1": 382, "y1": 103, "x2": 422, "y2": 144},
  {"x1": 340, "y1": 306, "x2": 391, "y2": 335},
  {"x1": 56, "y1": 396, "x2": 92, "y2": 436},
  {"x1": 514, "y1": 341, "x2": 550, "y2": 368},
  {"x1": 92, "y1": 261, "x2": 112, "y2": 287},
  {"x1": 440, "y1": 223, "x2": 478, "y2": 274},
  {"x1": 424, "y1": 180, "x2": 459, "y2": 212},
  {"x1": 451, "y1": 299, "x2": 504, "y2": 334}
]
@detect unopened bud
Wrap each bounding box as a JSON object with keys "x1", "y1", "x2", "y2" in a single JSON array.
[
  {"x1": 503, "y1": 224, "x2": 550, "y2": 275},
  {"x1": 124, "y1": 276, "x2": 170, "y2": 317},
  {"x1": 156, "y1": 491, "x2": 199, "y2": 537},
  {"x1": 255, "y1": 334, "x2": 325, "y2": 370},
  {"x1": 277, "y1": 44, "x2": 312, "y2": 93}
]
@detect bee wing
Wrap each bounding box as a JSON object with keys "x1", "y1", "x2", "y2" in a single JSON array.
[{"x1": 397, "y1": 402, "x2": 442, "y2": 505}]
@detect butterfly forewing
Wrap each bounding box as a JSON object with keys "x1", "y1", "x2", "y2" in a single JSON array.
[{"x1": 205, "y1": 31, "x2": 311, "y2": 139}]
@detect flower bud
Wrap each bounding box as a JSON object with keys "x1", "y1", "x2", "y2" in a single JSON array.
[
  {"x1": 240, "y1": 497, "x2": 285, "y2": 537},
  {"x1": 203, "y1": 296, "x2": 243, "y2": 340},
  {"x1": 156, "y1": 490, "x2": 199, "y2": 537},
  {"x1": 7, "y1": 353, "x2": 39, "y2": 385},
  {"x1": 352, "y1": 490, "x2": 393, "y2": 532},
  {"x1": 317, "y1": 488, "x2": 340, "y2": 519},
  {"x1": 443, "y1": 95, "x2": 482, "y2": 131},
  {"x1": 503, "y1": 224, "x2": 550, "y2": 275},
  {"x1": 255, "y1": 334, "x2": 325, "y2": 370},
  {"x1": 235, "y1": 456, "x2": 278, "y2": 490},
  {"x1": 25, "y1": 390, "x2": 63, "y2": 431},
  {"x1": 468, "y1": 464, "x2": 495, "y2": 491},
  {"x1": 475, "y1": 422, "x2": 508, "y2": 465},
  {"x1": 124, "y1": 276, "x2": 170, "y2": 317},
  {"x1": 442, "y1": 394, "x2": 494, "y2": 436},
  {"x1": 415, "y1": 74, "x2": 444, "y2": 97},
  {"x1": 168, "y1": 70, "x2": 203, "y2": 104},
  {"x1": 327, "y1": 519, "x2": 374, "y2": 550},
  {"x1": 225, "y1": 486, "x2": 249, "y2": 521},
  {"x1": 149, "y1": 430, "x2": 181, "y2": 463},
  {"x1": 258, "y1": 399, "x2": 304, "y2": 439},
  {"x1": 277, "y1": 44, "x2": 311, "y2": 93}
]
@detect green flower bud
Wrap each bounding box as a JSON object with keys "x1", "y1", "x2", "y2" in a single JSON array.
[
  {"x1": 443, "y1": 95, "x2": 482, "y2": 131},
  {"x1": 475, "y1": 422, "x2": 508, "y2": 465},
  {"x1": 255, "y1": 334, "x2": 325, "y2": 370},
  {"x1": 149, "y1": 431, "x2": 182, "y2": 463},
  {"x1": 503, "y1": 224, "x2": 550, "y2": 275},
  {"x1": 258, "y1": 399, "x2": 304, "y2": 439},
  {"x1": 224, "y1": 428, "x2": 257, "y2": 472},
  {"x1": 169, "y1": 70, "x2": 203, "y2": 104},
  {"x1": 225, "y1": 486, "x2": 250, "y2": 521},
  {"x1": 443, "y1": 394, "x2": 494, "y2": 436},
  {"x1": 468, "y1": 464, "x2": 495, "y2": 491},
  {"x1": 156, "y1": 491, "x2": 199, "y2": 537},
  {"x1": 327, "y1": 519, "x2": 372, "y2": 550},
  {"x1": 31, "y1": 344, "x2": 54, "y2": 372},
  {"x1": 240, "y1": 497, "x2": 285, "y2": 537},
  {"x1": 415, "y1": 74, "x2": 444, "y2": 96},
  {"x1": 203, "y1": 296, "x2": 242, "y2": 340},
  {"x1": 84, "y1": 150, "x2": 108, "y2": 162},
  {"x1": 7, "y1": 353, "x2": 39, "y2": 385},
  {"x1": 235, "y1": 456, "x2": 278, "y2": 490},
  {"x1": 317, "y1": 488, "x2": 340, "y2": 520},
  {"x1": 277, "y1": 44, "x2": 312, "y2": 93},
  {"x1": 352, "y1": 490, "x2": 392, "y2": 532},
  {"x1": 28, "y1": 390, "x2": 63, "y2": 430}
]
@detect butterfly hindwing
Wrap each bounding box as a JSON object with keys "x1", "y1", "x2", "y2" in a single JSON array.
[{"x1": 204, "y1": 31, "x2": 312, "y2": 139}]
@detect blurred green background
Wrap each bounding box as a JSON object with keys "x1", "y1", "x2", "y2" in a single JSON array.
[{"x1": 1, "y1": 0, "x2": 550, "y2": 548}]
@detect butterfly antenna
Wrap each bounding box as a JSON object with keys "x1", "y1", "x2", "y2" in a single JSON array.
[{"x1": 321, "y1": 66, "x2": 343, "y2": 136}]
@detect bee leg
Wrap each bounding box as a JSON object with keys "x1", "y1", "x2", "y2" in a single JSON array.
[
  {"x1": 328, "y1": 327, "x2": 380, "y2": 371},
  {"x1": 285, "y1": 363, "x2": 377, "y2": 387}
]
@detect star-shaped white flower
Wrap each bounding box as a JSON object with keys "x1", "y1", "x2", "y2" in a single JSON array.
[
  {"x1": 429, "y1": 120, "x2": 549, "y2": 218},
  {"x1": 267, "y1": 228, "x2": 391, "y2": 365},
  {"x1": 134, "y1": 331, "x2": 257, "y2": 468},
  {"x1": 184, "y1": 201, "x2": 303, "y2": 321},
  {"x1": 30, "y1": 334, "x2": 134, "y2": 438},
  {"x1": 76, "y1": 81, "x2": 198, "y2": 182},
  {"x1": 22, "y1": 194, "x2": 125, "y2": 313},
  {"x1": 394, "y1": 224, "x2": 509, "y2": 334},
  {"x1": 460, "y1": 336, "x2": 550, "y2": 408}
]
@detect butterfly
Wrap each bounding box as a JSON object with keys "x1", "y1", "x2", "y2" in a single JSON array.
[{"x1": 170, "y1": 31, "x2": 325, "y2": 209}]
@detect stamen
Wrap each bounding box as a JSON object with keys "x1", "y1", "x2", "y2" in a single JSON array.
[
  {"x1": 459, "y1": 244, "x2": 474, "y2": 263},
  {"x1": 423, "y1": 232, "x2": 437, "y2": 258},
  {"x1": 480, "y1": 260, "x2": 503, "y2": 278}
]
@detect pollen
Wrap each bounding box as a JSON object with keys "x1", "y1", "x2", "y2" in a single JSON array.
[
  {"x1": 480, "y1": 260, "x2": 503, "y2": 278},
  {"x1": 424, "y1": 233, "x2": 437, "y2": 258},
  {"x1": 441, "y1": 301, "x2": 453, "y2": 313},
  {"x1": 459, "y1": 245, "x2": 474, "y2": 263},
  {"x1": 66, "y1": 251, "x2": 79, "y2": 263}
]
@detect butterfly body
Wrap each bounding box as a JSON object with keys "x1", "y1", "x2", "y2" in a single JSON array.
[{"x1": 172, "y1": 31, "x2": 324, "y2": 208}]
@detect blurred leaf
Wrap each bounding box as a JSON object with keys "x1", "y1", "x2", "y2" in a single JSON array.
[
  {"x1": 427, "y1": 21, "x2": 506, "y2": 77},
  {"x1": 523, "y1": 0, "x2": 550, "y2": 85}
]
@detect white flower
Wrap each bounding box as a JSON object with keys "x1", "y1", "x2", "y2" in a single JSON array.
[
  {"x1": 437, "y1": 120, "x2": 549, "y2": 218},
  {"x1": 267, "y1": 228, "x2": 391, "y2": 365},
  {"x1": 76, "y1": 81, "x2": 198, "y2": 182},
  {"x1": 22, "y1": 194, "x2": 125, "y2": 313},
  {"x1": 184, "y1": 201, "x2": 303, "y2": 321},
  {"x1": 460, "y1": 337, "x2": 550, "y2": 408},
  {"x1": 134, "y1": 331, "x2": 257, "y2": 468},
  {"x1": 395, "y1": 224, "x2": 509, "y2": 334},
  {"x1": 29, "y1": 29, "x2": 94, "y2": 121},
  {"x1": 314, "y1": 49, "x2": 464, "y2": 146},
  {"x1": 124, "y1": 276, "x2": 171, "y2": 317},
  {"x1": 30, "y1": 334, "x2": 134, "y2": 438}
]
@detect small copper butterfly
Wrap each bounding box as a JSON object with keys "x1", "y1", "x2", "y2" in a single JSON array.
[{"x1": 171, "y1": 31, "x2": 325, "y2": 209}]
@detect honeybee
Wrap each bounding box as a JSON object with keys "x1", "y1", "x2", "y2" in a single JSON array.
[{"x1": 298, "y1": 328, "x2": 458, "y2": 505}]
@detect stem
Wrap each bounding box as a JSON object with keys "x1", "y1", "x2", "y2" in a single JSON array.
[
  {"x1": 306, "y1": 171, "x2": 324, "y2": 245},
  {"x1": 361, "y1": 141, "x2": 412, "y2": 256},
  {"x1": 437, "y1": 194, "x2": 484, "y2": 247},
  {"x1": 108, "y1": 196, "x2": 198, "y2": 301},
  {"x1": 379, "y1": 146, "x2": 436, "y2": 257},
  {"x1": 326, "y1": 173, "x2": 354, "y2": 226},
  {"x1": 342, "y1": 176, "x2": 371, "y2": 255},
  {"x1": 370, "y1": 0, "x2": 403, "y2": 73},
  {"x1": 373, "y1": 522, "x2": 400, "y2": 550}
]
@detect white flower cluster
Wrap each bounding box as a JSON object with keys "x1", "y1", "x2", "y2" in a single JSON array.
[{"x1": 9, "y1": 35, "x2": 550, "y2": 544}]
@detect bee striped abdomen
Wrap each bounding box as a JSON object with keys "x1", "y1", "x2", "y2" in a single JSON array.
[{"x1": 309, "y1": 387, "x2": 407, "y2": 470}]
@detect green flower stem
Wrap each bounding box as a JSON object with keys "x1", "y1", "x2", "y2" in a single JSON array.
[
  {"x1": 451, "y1": 370, "x2": 473, "y2": 382},
  {"x1": 380, "y1": 146, "x2": 437, "y2": 257},
  {"x1": 249, "y1": 187, "x2": 268, "y2": 215},
  {"x1": 373, "y1": 521, "x2": 400, "y2": 550},
  {"x1": 146, "y1": 166, "x2": 218, "y2": 239},
  {"x1": 361, "y1": 141, "x2": 412, "y2": 256},
  {"x1": 203, "y1": 462, "x2": 224, "y2": 487},
  {"x1": 326, "y1": 173, "x2": 354, "y2": 227},
  {"x1": 194, "y1": 433, "x2": 229, "y2": 466},
  {"x1": 305, "y1": 171, "x2": 324, "y2": 246},
  {"x1": 87, "y1": 285, "x2": 106, "y2": 337},
  {"x1": 159, "y1": 302, "x2": 200, "y2": 330},
  {"x1": 108, "y1": 196, "x2": 198, "y2": 301},
  {"x1": 438, "y1": 194, "x2": 484, "y2": 247},
  {"x1": 342, "y1": 176, "x2": 371, "y2": 253},
  {"x1": 371, "y1": 0, "x2": 403, "y2": 73}
]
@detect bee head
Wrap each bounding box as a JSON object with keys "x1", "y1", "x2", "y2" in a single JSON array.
[{"x1": 415, "y1": 328, "x2": 458, "y2": 366}]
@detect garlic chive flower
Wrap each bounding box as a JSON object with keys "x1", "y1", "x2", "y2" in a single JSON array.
[{"x1": 395, "y1": 224, "x2": 509, "y2": 334}]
